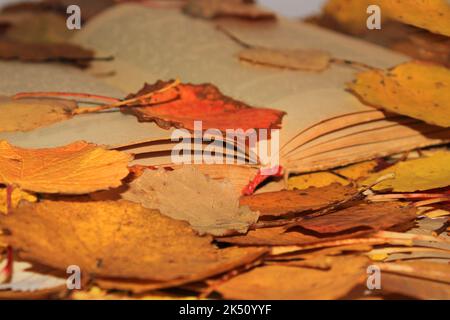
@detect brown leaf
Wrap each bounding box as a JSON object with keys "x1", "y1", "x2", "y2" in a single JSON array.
[
  {"x1": 239, "y1": 47, "x2": 331, "y2": 72},
  {"x1": 218, "y1": 226, "x2": 372, "y2": 246},
  {"x1": 0, "y1": 39, "x2": 94, "y2": 68},
  {"x1": 0, "y1": 200, "x2": 267, "y2": 288},
  {"x1": 293, "y1": 202, "x2": 417, "y2": 234},
  {"x1": 183, "y1": 0, "x2": 275, "y2": 20},
  {"x1": 215, "y1": 256, "x2": 369, "y2": 299},
  {"x1": 122, "y1": 80, "x2": 285, "y2": 131},
  {"x1": 0, "y1": 141, "x2": 132, "y2": 194},
  {"x1": 239, "y1": 184, "x2": 357, "y2": 217},
  {"x1": 122, "y1": 167, "x2": 259, "y2": 236},
  {"x1": 0, "y1": 97, "x2": 76, "y2": 133}
]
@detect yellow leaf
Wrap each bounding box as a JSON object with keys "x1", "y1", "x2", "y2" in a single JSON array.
[
  {"x1": 0, "y1": 141, "x2": 132, "y2": 194},
  {"x1": 0, "y1": 97, "x2": 76, "y2": 133},
  {"x1": 323, "y1": 0, "x2": 385, "y2": 34},
  {"x1": 349, "y1": 61, "x2": 450, "y2": 128},
  {"x1": 361, "y1": 151, "x2": 450, "y2": 192},
  {"x1": 0, "y1": 187, "x2": 36, "y2": 214},
  {"x1": 334, "y1": 160, "x2": 378, "y2": 180},
  {"x1": 380, "y1": 0, "x2": 450, "y2": 37},
  {"x1": 288, "y1": 172, "x2": 349, "y2": 190}
]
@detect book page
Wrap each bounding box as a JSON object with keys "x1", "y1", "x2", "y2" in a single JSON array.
[{"x1": 73, "y1": 3, "x2": 408, "y2": 147}]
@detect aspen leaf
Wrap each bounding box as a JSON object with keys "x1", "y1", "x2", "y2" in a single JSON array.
[
  {"x1": 0, "y1": 97, "x2": 76, "y2": 133},
  {"x1": 323, "y1": 0, "x2": 384, "y2": 34},
  {"x1": 288, "y1": 172, "x2": 349, "y2": 190},
  {"x1": 215, "y1": 256, "x2": 369, "y2": 299},
  {"x1": 349, "y1": 61, "x2": 450, "y2": 127},
  {"x1": 239, "y1": 47, "x2": 331, "y2": 72},
  {"x1": 122, "y1": 167, "x2": 259, "y2": 236},
  {"x1": 379, "y1": 0, "x2": 450, "y2": 37},
  {"x1": 0, "y1": 141, "x2": 132, "y2": 194},
  {"x1": 361, "y1": 151, "x2": 450, "y2": 192},
  {"x1": 240, "y1": 184, "x2": 357, "y2": 217},
  {"x1": 123, "y1": 81, "x2": 285, "y2": 131},
  {"x1": 0, "y1": 200, "x2": 267, "y2": 285},
  {"x1": 0, "y1": 187, "x2": 36, "y2": 214},
  {"x1": 183, "y1": 0, "x2": 276, "y2": 20},
  {"x1": 293, "y1": 202, "x2": 417, "y2": 234}
]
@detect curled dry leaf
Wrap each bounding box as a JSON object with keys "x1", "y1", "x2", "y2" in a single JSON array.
[
  {"x1": 379, "y1": 0, "x2": 450, "y2": 37},
  {"x1": 0, "y1": 187, "x2": 36, "y2": 214},
  {"x1": 239, "y1": 47, "x2": 331, "y2": 72},
  {"x1": 362, "y1": 151, "x2": 450, "y2": 192},
  {"x1": 292, "y1": 202, "x2": 417, "y2": 234},
  {"x1": 122, "y1": 167, "x2": 259, "y2": 236},
  {"x1": 183, "y1": 0, "x2": 275, "y2": 20},
  {"x1": 122, "y1": 81, "x2": 285, "y2": 131},
  {"x1": 239, "y1": 183, "x2": 357, "y2": 217},
  {"x1": 0, "y1": 200, "x2": 267, "y2": 289},
  {"x1": 348, "y1": 61, "x2": 450, "y2": 128},
  {"x1": 0, "y1": 141, "x2": 132, "y2": 194},
  {"x1": 215, "y1": 256, "x2": 370, "y2": 299},
  {"x1": 0, "y1": 97, "x2": 76, "y2": 133}
]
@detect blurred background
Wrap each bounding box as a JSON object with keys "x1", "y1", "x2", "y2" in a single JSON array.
[{"x1": 0, "y1": 0, "x2": 328, "y2": 18}]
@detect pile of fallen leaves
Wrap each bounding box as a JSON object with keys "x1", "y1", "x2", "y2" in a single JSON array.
[
  {"x1": 0, "y1": 138, "x2": 449, "y2": 300},
  {"x1": 0, "y1": 0, "x2": 449, "y2": 301}
]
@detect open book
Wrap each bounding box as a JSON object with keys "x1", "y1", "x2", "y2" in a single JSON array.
[{"x1": 0, "y1": 3, "x2": 449, "y2": 178}]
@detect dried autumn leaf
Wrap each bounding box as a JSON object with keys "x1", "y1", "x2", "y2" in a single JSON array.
[
  {"x1": 0, "y1": 97, "x2": 76, "y2": 133},
  {"x1": 239, "y1": 47, "x2": 331, "y2": 72},
  {"x1": 240, "y1": 184, "x2": 357, "y2": 217},
  {"x1": 122, "y1": 81, "x2": 285, "y2": 131},
  {"x1": 323, "y1": 0, "x2": 384, "y2": 35},
  {"x1": 183, "y1": 0, "x2": 275, "y2": 20},
  {"x1": 0, "y1": 200, "x2": 266, "y2": 286},
  {"x1": 293, "y1": 202, "x2": 417, "y2": 234},
  {"x1": 0, "y1": 40, "x2": 95, "y2": 67},
  {"x1": 219, "y1": 226, "x2": 371, "y2": 247},
  {"x1": 0, "y1": 187, "x2": 36, "y2": 214},
  {"x1": 362, "y1": 151, "x2": 450, "y2": 192},
  {"x1": 0, "y1": 12, "x2": 72, "y2": 44},
  {"x1": 0, "y1": 141, "x2": 132, "y2": 194},
  {"x1": 348, "y1": 61, "x2": 450, "y2": 127},
  {"x1": 215, "y1": 256, "x2": 369, "y2": 299},
  {"x1": 288, "y1": 172, "x2": 349, "y2": 190},
  {"x1": 379, "y1": 0, "x2": 450, "y2": 37},
  {"x1": 122, "y1": 167, "x2": 259, "y2": 236}
]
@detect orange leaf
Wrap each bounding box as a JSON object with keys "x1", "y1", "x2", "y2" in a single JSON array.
[
  {"x1": 0, "y1": 141, "x2": 132, "y2": 194},
  {"x1": 122, "y1": 81, "x2": 285, "y2": 131}
]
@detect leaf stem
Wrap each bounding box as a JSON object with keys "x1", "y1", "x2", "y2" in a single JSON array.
[
  {"x1": 13, "y1": 92, "x2": 120, "y2": 104},
  {"x1": 6, "y1": 185, "x2": 13, "y2": 215},
  {"x1": 72, "y1": 79, "x2": 181, "y2": 115}
]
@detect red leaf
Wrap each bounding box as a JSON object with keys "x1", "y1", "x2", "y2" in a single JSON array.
[{"x1": 122, "y1": 80, "x2": 285, "y2": 131}]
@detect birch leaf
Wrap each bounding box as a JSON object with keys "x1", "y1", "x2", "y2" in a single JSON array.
[
  {"x1": 0, "y1": 187, "x2": 36, "y2": 214},
  {"x1": 0, "y1": 97, "x2": 76, "y2": 133},
  {"x1": 183, "y1": 0, "x2": 275, "y2": 20},
  {"x1": 0, "y1": 199, "x2": 266, "y2": 286},
  {"x1": 123, "y1": 81, "x2": 285, "y2": 131},
  {"x1": 215, "y1": 256, "x2": 369, "y2": 299},
  {"x1": 0, "y1": 141, "x2": 132, "y2": 194},
  {"x1": 379, "y1": 0, "x2": 450, "y2": 37},
  {"x1": 239, "y1": 47, "x2": 331, "y2": 72},
  {"x1": 361, "y1": 151, "x2": 450, "y2": 192},
  {"x1": 122, "y1": 167, "x2": 259, "y2": 236},
  {"x1": 349, "y1": 61, "x2": 450, "y2": 127}
]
